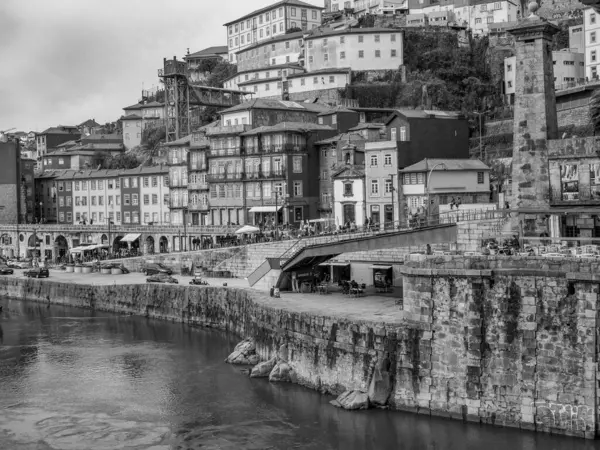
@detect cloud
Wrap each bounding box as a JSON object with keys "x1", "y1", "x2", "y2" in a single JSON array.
[{"x1": 0, "y1": 0, "x2": 322, "y2": 132}]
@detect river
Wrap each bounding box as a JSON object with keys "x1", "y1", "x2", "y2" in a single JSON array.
[{"x1": 0, "y1": 298, "x2": 597, "y2": 450}]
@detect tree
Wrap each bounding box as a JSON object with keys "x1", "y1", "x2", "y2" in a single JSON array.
[
  {"x1": 286, "y1": 27, "x2": 302, "y2": 33},
  {"x1": 205, "y1": 61, "x2": 237, "y2": 88},
  {"x1": 101, "y1": 152, "x2": 141, "y2": 170}
]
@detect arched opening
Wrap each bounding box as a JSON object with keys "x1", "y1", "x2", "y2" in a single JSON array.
[
  {"x1": 113, "y1": 235, "x2": 125, "y2": 255},
  {"x1": 145, "y1": 236, "x2": 155, "y2": 255},
  {"x1": 101, "y1": 234, "x2": 108, "y2": 245},
  {"x1": 159, "y1": 236, "x2": 169, "y2": 254},
  {"x1": 0, "y1": 233, "x2": 13, "y2": 259},
  {"x1": 27, "y1": 234, "x2": 42, "y2": 258},
  {"x1": 54, "y1": 235, "x2": 68, "y2": 262}
]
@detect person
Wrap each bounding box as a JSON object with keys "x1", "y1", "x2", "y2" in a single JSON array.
[
  {"x1": 450, "y1": 198, "x2": 455, "y2": 210},
  {"x1": 291, "y1": 271, "x2": 298, "y2": 293}
]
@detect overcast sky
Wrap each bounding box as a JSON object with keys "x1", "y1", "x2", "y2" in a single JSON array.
[{"x1": 0, "y1": 0, "x2": 323, "y2": 133}]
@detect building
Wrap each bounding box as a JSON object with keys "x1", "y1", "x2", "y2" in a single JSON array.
[
  {"x1": 364, "y1": 140, "x2": 401, "y2": 228},
  {"x1": 185, "y1": 46, "x2": 229, "y2": 84},
  {"x1": 223, "y1": 63, "x2": 306, "y2": 93},
  {"x1": 121, "y1": 114, "x2": 143, "y2": 150},
  {"x1": 332, "y1": 164, "x2": 366, "y2": 228},
  {"x1": 504, "y1": 51, "x2": 584, "y2": 98},
  {"x1": 188, "y1": 123, "x2": 216, "y2": 226},
  {"x1": 164, "y1": 135, "x2": 190, "y2": 229},
  {"x1": 35, "y1": 169, "x2": 76, "y2": 223},
  {"x1": 383, "y1": 109, "x2": 469, "y2": 169},
  {"x1": 125, "y1": 166, "x2": 170, "y2": 226},
  {"x1": 584, "y1": 7, "x2": 600, "y2": 80},
  {"x1": 317, "y1": 106, "x2": 361, "y2": 132},
  {"x1": 35, "y1": 126, "x2": 81, "y2": 167},
  {"x1": 234, "y1": 31, "x2": 304, "y2": 72},
  {"x1": 457, "y1": 0, "x2": 520, "y2": 35},
  {"x1": 122, "y1": 101, "x2": 165, "y2": 131},
  {"x1": 224, "y1": 0, "x2": 324, "y2": 63},
  {"x1": 21, "y1": 158, "x2": 36, "y2": 223},
  {"x1": 399, "y1": 158, "x2": 490, "y2": 218},
  {"x1": 41, "y1": 134, "x2": 125, "y2": 171},
  {"x1": 569, "y1": 24, "x2": 584, "y2": 53},
  {"x1": 0, "y1": 140, "x2": 27, "y2": 223},
  {"x1": 78, "y1": 119, "x2": 102, "y2": 136},
  {"x1": 304, "y1": 28, "x2": 404, "y2": 73},
  {"x1": 328, "y1": 0, "x2": 408, "y2": 15}
]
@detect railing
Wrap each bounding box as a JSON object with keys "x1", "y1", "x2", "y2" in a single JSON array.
[
  {"x1": 205, "y1": 125, "x2": 251, "y2": 136},
  {"x1": 550, "y1": 186, "x2": 600, "y2": 204},
  {"x1": 207, "y1": 147, "x2": 243, "y2": 157},
  {"x1": 188, "y1": 203, "x2": 210, "y2": 212},
  {"x1": 206, "y1": 172, "x2": 245, "y2": 182},
  {"x1": 0, "y1": 223, "x2": 239, "y2": 235},
  {"x1": 262, "y1": 143, "x2": 307, "y2": 154},
  {"x1": 189, "y1": 163, "x2": 208, "y2": 171},
  {"x1": 555, "y1": 78, "x2": 600, "y2": 92}
]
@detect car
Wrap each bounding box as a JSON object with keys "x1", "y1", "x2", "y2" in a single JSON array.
[
  {"x1": 146, "y1": 274, "x2": 178, "y2": 284},
  {"x1": 142, "y1": 263, "x2": 173, "y2": 276},
  {"x1": 24, "y1": 268, "x2": 49, "y2": 278},
  {"x1": 576, "y1": 253, "x2": 598, "y2": 260},
  {"x1": 541, "y1": 252, "x2": 565, "y2": 259},
  {"x1": 189, "y1": 276, "x2": 208, "y2": 286},
  {"x1": 0, "y1": 266, "x2": 14, "y2": 275},
  {"x1": 7, "y1": 260, "x2": 31, "y2": 269}
]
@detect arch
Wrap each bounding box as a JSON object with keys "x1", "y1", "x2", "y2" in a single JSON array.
[
  {"x1": 145, "y1": 236, "x2": 155, "y2": 255},
  {"x1": 101, "y1": 234, "x2": 108, "y2": 245},
  {"x1": 54, "y1": 235, "x2": 69, "y2": 262},
  {"x1": 159, "y1": 236, "x2": 169, "y2": 254},
  {"x1": 113, "y1": 235, "x2": 125, "y2": 254}
]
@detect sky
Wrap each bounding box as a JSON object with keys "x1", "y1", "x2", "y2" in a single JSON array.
[{"x1": 0, "y1": 0, "x2": 324, "y2": 133}]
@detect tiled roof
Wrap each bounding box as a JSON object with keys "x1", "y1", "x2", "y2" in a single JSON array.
[
  {"x1": 123, "y1": 103, "x2": 143, "y2": 110},
  {"x1": 224, "y1": 63, "x2": 304, "y2": 82},
  {"x1": 121, "y1": 114, "x2": 142, "y2": 121},
  {"x1": 220, "y1": 98, "x2": 331, "y2": 114},
  {"x1": 82, "y1": 134, "x2": 122, "y2": 144},
  {"x1": 399, "y1": 158, "x2": 490, "y2": 173},
  {"x1": 54, "y1": 165, "x2": 168, "y2": 180},
  {"x1": 235, "y1": 31, "x2": 304, "y2": 55},
  {"x1": 287, "y1": 67, "x2": 351, "y2": 78},
  {"x1": 384, "y1": 109, "x2": 463, "y2": 124},
  {"x1": 224, "y1": 0, "x2": 323, "y2": 26},
  {"x1": 317, "y1": 106, "x2": 357, "y2": 116},
  {"x1": 163, "y1": 135, "x2": 191, "y2": 146},
  {"x1": 304, "y1": 26, "x2": 402, "y2": 40},
  {"x1": 39, "y1": 127, "x2": 81, "y2": 136},
  {"x1": 186, "y1": 46, "x2": 228, "y2": 59},
  {"x1": 35, "y1": 169, "x2": 77, "y2": 180},
  {"x1": 348, "y1": 122, "x2": 384, "y2": 131},
  {"x1": 240, "y1": 122, "x2": 335, "y2": 135},
  {"x1": 78, "y1": 119, "x2": 101, "y2": 128},
  {"x1": 314, "y1": 131, "x2": 365, "y2": 145}
]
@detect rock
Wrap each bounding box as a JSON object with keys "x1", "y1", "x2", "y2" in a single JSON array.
[
  {"x1": 250, "y1": 357, "x2": 278, "y2": 378},
  {"x1": 278, "y1": 343, "x2": 289, "y2": 362},
  {"x1": 367, "y1": 357, "x2": 392, "y2": 407},
  {"x1": 269, "y1": 361, "x2": 294, "y2": 382},
  {"x1": 331, "y1": 390, "x2": 370, "y2": 410},
  {"x1": 225, "y1": 338, "x2": 259, "y2": 365}
]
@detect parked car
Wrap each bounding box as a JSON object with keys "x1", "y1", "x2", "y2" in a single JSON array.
[
  {"x1": 24, "y1": 268, "x2": 49, "y2": 278},
  {"x1": 542, "y1": 252, "x2": 565, "y2": 259},
  {"x1": 576, "y1": 253, "x2": 598, "y2": 260},
  {"x1": 142, "y1": 263, "x2": 173, "y2": 276},
  {"x1": 101, "y1": 263, "x2": 130, "y2": 274},
  {"x1": 0, "y1": 265, "x2": 14, "y2": 275},
  {"x1": 146, "y1": 274, "x2": 178, "y2": 284},
  {"x1": 7, "y1": 260, "x2": 31, "y2": 269},
  {"x1": 189, "y1": 276, "x2": 208, "y2": 286}
]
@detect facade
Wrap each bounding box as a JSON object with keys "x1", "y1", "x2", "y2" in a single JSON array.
[
  {"x1": 584, "y1": 7, "x2": 600, "y2": 80},
  {"x1": 185, "y1": 46, "x2": 229, "y2": 83},
  {"x1": 569, "y1": 24, "x2": 584, "y2": 53},
  {"x1": 234, "y1": 31, "x2": 304, "y2": 72},
  {"x1": 364, "y1": 140, "x2": 401, "y2": 229},
  {"x1": 122, "y1": 101, "x2": 165, "y2": 131},
  {"x1": 0, "y1": 141, "x2": 25, "y2": 224},
  {"x1": 121, "y1": 114, "x2": 143, "y2": 150},
  {"x1": 317, "y1": 106, "x2": 360, "y2": 133},
  {"x1": 333, "y1": 165, "x2": 366, "y2": 228},
  {"x1": 164, "y1": 136, "x2": 190, "y2": 227},
  {"x1": 224, "y1": 0, "x2": 323, "y2": 63},
  {"x1": 34, "y1": 170, "x2": 75, "y2": 223},
  {"x1": 457, "y1": 0, "x2": 520, "y2": 35},
  {"x1": 304, "y1": 28, "x2": 404, "y2": 73},
  {"x1": 223, "y1": 64, "x2": 306, "y2": 92},
  {"x1": 21, "y1": 158, "x2": 36, "y2": 223},
  {"x1": 35, "y1": 126, "x2": 81, "y2": 168},
  {"x1": 504, "y1": 51, "x2": 584, "y2": 97},
  {"x1": 383, "y1": 109, "x2": 469, "y2": 169},
  {"x1": 41, "y1": 134, "x2": 125, "y2": 171},
  {"x1": 189, "y1": 131, "x2": 211, "y2": 226},
  {"x1": 328, "y1": 0, "x2": 408, "y2": 15},
  {"x1": 399, "y1": 158, "x2": 490, "y2": 218},
  {"x1": 78, "y1": 119, "x2": 102, "y2": 136}
]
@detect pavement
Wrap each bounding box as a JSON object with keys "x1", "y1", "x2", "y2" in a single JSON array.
[{"x1": 9, "y1": 268, "x2": 405, "y2": 325}]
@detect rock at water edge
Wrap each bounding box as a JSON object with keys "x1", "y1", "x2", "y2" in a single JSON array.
[
  {"x1": 330, "y1": 390, "x2": 370, "y2": 410},
  {"x1": 367, "y1": 358, "x2": 392, "y2": 407},
  {"x1": 225, "y1": 338, "x2": 259, "y2": 365},
  {"x1": 250, "y1": 357, "x2": 278, "y2": 378},
  {"x1": 269, "y1": 362, "x2": 294, "y2": 383}
]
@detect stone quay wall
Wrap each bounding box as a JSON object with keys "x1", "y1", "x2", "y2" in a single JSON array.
[{"x1": 3, "y1": 253, "x2": 598, "y2": 439}]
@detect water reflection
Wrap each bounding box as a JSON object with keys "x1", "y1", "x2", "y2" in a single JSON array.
[{"x1": 0, "y1": 298, "x2": 597, "y2": 450}]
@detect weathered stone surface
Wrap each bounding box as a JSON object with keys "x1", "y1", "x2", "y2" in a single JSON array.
[
  {"x1": 368, "y1": 356, "x2": 392, "y2": 407},
  {"x1": 269, "y1": 362, "x2": 294, "y2": 383},
  {"x1": 250, "y1": 357, "x2": 278, "y2": 378},
  {"x1": 225, "y1": 338, "x2": 259, "y2": 365},
  {"x1": 330, "y1": 390, "x2": 370, "y2": 410}
]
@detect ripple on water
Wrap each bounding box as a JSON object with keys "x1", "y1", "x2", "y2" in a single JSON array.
[{"x1": 0, "y1": 407, "x2": 170, "y2": 450}]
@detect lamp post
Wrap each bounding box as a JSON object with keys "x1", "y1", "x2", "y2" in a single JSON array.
[
  {"x1": 390, "y1": 174, "x2": 395, "y2": 229},
  {"x1": 473, "y1": 110, "x2": 490, "y2": 161},
  {"x1": 426, "y1": 161, "x2": 448, "y2": 222},
  {"x1": 108, "y1": 219, "x2": 114, "y2": 256},
  {"x1": 183, "y1": 206, "x2": 188, "y2": 251}
]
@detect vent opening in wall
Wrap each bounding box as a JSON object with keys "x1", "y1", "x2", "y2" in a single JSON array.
[{"x1": 567, "y1": 281, "x2": 576, "y2": 296}]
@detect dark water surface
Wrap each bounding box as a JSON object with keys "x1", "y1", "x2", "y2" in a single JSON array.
[{"x1": 0, "y1": 299, "x2": 597, "y2": 450}]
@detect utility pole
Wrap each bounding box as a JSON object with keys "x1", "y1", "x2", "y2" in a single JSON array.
[{"x1": 390, "y1": 174, "x2": 394, "y2": 229}]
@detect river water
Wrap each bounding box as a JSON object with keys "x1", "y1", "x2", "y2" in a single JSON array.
[{"x1": 0, "y1": 299, "x2": 597, "y2": 450}]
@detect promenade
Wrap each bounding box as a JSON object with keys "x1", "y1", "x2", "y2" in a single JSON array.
[{"x1": 12, "y1": 269, "x2": 405, "y2": 324}]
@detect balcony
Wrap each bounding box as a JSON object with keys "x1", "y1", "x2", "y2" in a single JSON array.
[
  {"x1": 206, "y1": 172, "x2": 245, "y2": 182},
  {"x1": 262, "y1": 143, "x2": 307, "y2": 154},
  {"x1": 188, "y1": 181, "x2": 209, "y2": 190},
  {"x1": 188, "y1": 203, "x2": 210, "y2": 212},
  {"x1": 190, "y1": 133, "x2": 210, "y2": 148},
  {"x1": 189, "y1": 162, "x2": 208, "y2": 171},
  {"x1": 550, "y1": 186, "x2": 600, "y2": 205},
  {"x1": 205, "y1": 124, "x2": 251, "y2": 136},
  {"x1": 245, "y1": 170, "x2": 286, "y2": 180},
  {"x1": 207, "y1": 147, "x2": 243, "y2": 158}
]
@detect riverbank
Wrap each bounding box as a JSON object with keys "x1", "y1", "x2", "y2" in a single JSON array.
[{"x1": 1, "y1": 264, "x2": 597, "y2": 440}]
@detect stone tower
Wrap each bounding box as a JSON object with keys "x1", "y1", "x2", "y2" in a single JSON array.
[{"x1": 507, "y1": 4, "x2": 559, "y2": 235}]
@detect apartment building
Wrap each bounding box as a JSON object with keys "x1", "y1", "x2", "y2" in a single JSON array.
[
  {"x1": 185, "y1": 46, "x2": 229, "y2": 83},
  {"x1": 223, "y1": 65, "x2": 306, "y2": 92},
  {"x1": 121, "y1": 114, "x2": 143, "y2": 150},
  {"x1": 225, "y1": 0, "x2": 323, "y2": 63},
  {"x1": 35, "y1": 126, "x2": 81, "y2": 167},
  {"x1": 35, "y1": 169, "x2": 75, "y2": 223},
  {"x1": 189, "y1": 128, "x2": 212, "y2": 226},
  {"x1": 41, "y1": 134, "x2": 125, "y2": 171},
  {"x1": 333, "y1": 165, "x2": 366, "y2": 227},
  {"x1": 122, "y1": 101, "x2": 165, "y2": 131},
  {"x1": 456, "y1": 0, "x2": 520, "y2": 35},
  {"x1": 304, "y1": 28, "x2": 404, "y2": 72},
  {"x1": 234, "y1": 31, "x2": 304, "y2": 72},
  {"x1": 584, "y1": 7, "x2": 600, "y2": 80},
  {"x1": 570, "y1": 24, "x2": 584, "y2": 53},
  {"x1": 164, "y1": 136, "x2": 190, "y2": 226},
  {"x1": 364, "y1": 141, "x2": 400, "y2": 228},
  {"x1": 504, "y1": 51, "x2": 584, "y2": 97}
]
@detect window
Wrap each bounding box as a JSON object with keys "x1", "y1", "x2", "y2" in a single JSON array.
[
  {"x1": 375, "y1": 50, "x2": 381, "y2": 58},
  {"x1": 75, "y1": 197, "x2": 81, "y2": 206},
  {"x1": 90, "y1": 180, "x2": 96, "y2": 190},
  {"x1": 98, "y1": 196, "x2": 103, "y2": 205},
  {"x1": 59, "y1": 212, "x2": 64, "y2": 222},
  {"x1": 152, "y1": 194, "x2": 158, "y2": 204},
  {"x1": 74, "y1": 181, "x2": 80, "y2": 191},
  {"x1": 324, "y1": 53, "x2": 329, "y2": 61},
  {"x1": 477, "y1": 172, "x2": 485, "y2": 184},
  {"x1": 66, "y1": 212, "x2": 72, "y2": 223},
  {"x1": 312, "y1": 10, "x2": 317, "y2": 19},
  {"x1": 265, "y1": 83, "x2": 270, "y2": 91},
  {"x1": 475, "y1": 18, "x2": 481, "y2": 24},
  {"x1": 58, "y1": 158, "x2": 64, "y2": 165},
  {"x1": 293, "y1": 181, "x2": 303, "y2": 197},
  {"x1": 116, "y1": 196, "x2": 120, "y2": 205},
  {"x1": 507, "y1": 64, "x2": 512, "y2": 72},
  {"x1": 59, "y1": 197, "x2": 64, "y2": 207},
  {"x1": 384, "y1": 154, "x2": 392, "y2": 166},
  {"x1": 291, "y1": 7, "x2": 296, "y2": 16},
  {"x1": 313, "y1": 77, "x2": 318, "y2": 84},
  {"x1": 481, "y1": 4, "x2": 487, "y2": 10},
  {"x1": 487, "y1": 17, "x2": 493, "y2": 24},
  {"x1": 132, "y1": 178, "x2": 138, "y2": 188},
  {"x1": 123, "y1": 178, "x2": 129, "y2": 188},
  {"x1": 391, "y1": 49, "x2": 397, "y2": 57},
  {"x1": 508, "y1": 81, "x2": 513, "y2": 88},
  {"x1": 358, "y1": 35, "x2": 363, "y2": 43},
  {"x1": 593, "y1": 50, "x2": 597, "y2": 62},
  {"x1": 391, "y1": 34, "x2": 396, "y2": 42},
  {"x1": 340, "y1": 51, "x2": 346, "y2": 59},
  {"x1": 374, "y1": 34, "x2": 380, "y2": 42},
  {"x1": 591, "y1": 13, "x2": 597, "y2": 24},
  {"x1": 309, "y1": 55, "x2": 314, "y2": 63},
  {"x1": 340, "y1": 36, "x2": 345, "y2": 44},
  {"x1": 124, "y1": 194, "x2": 130, "y2": 205},
  {"x1": 66, "y1": 197, "x2": 71, "y2": 206},
  {"x1": 151, "y1": 176, "x2": 158, "y2": 187},
  {"x1": 371, "y1": 180, "x2": 379, "y2": 195},
  {"x1": 344, "y1": 182, "x2": 353, "y2": 196},
  {"x1": 143, "y1": 177, "x2": 149, "y2": 187},
  {"x1": 385, "y1": 179, "x2": 393, "y2": 193},
  {"x1": 91, "y1": 196, "x2": 96, "y2": 206},
  {"x1": 144, "y1": 194, "x2": 149, "y2": 205},
  {"x1": 124, "y1": 212, "x2": 131, "y2": 223},
  {"x1": 293, "y1": 156, "x2": 302, "y2": 173},
  {"x1": 370, "y1": 155, "x2": 378, "y2": 166},
  {"x1": 116, "y1": 179, "x2": 120, "y2": 188},
  {"x1": 400, "y1": 126, "x2": 407, "y2": 141}
]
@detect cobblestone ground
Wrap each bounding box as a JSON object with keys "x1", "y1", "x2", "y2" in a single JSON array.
[{"x1": 10, "y1": 269, "x2": 404, "y2": 324}]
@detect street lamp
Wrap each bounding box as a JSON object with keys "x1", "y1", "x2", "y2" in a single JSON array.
[
  {"x1": 426, "y1": 161, "x2": 448, "y2": 222},
  {"x1": 108, "y1": 219, "x2": 114, "y2": 256}
]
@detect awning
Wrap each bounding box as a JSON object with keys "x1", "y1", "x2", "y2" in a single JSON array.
[
  {"x1": 371, "y1": 265, "x2": 392, "y2": 270},
  {"x1": 309, "y1": 218, "x2": 332, "y2": 223},
  {"x1": 319, "y1": 262, "x2": 350, "y2": 267},
  {"x1": 69, "y1": 243, "x2": 110, "y2": 253},
  {"x1": 248, "y1": 206, "x2": 282, "y2": 213},
  {"x1": 119, "y1": 233, "x2": 141, "y2": 243}
]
